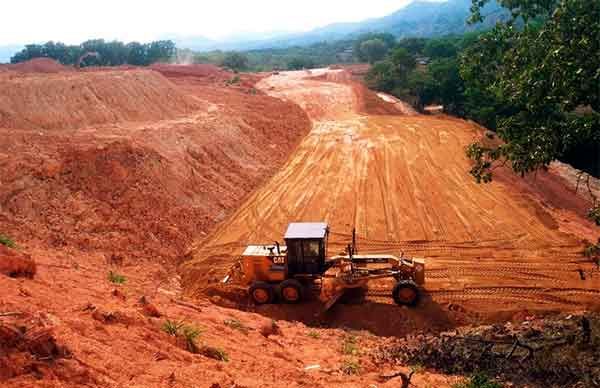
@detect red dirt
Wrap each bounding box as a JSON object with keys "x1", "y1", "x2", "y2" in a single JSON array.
[
  {"x1": 0, "y1": 63, "x2": 598, "y2": 388},
  {"x1": 0, "y1": 66, "x2": 309, "y2": 263},
  {"x1": 0, "y1": 245, "x2": 36, "y2": 278},
  {"x1": 0, "y1": 58, "x2": 74, "y2": 74},
  {"x1": 185, "y1": 69, "x2": 600, "y2": 327},
  {"x1": 0, "y1": 70, "x2": 200, "y2": 130}
]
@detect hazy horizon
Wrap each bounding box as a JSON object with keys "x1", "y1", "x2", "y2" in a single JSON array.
[{"x1": 0, "y1": 0, "x2": 431, "y2": 46}]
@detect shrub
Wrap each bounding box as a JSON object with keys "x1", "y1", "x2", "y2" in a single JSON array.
[
  {"x1": 162, "y1": 319, "x2": 185, "y2": 336},
  {"x1": 108, "y1": 271, "x2": 126, "y2": 284},
  {"x1": 588, "y1": 205, "x2": 600, "y2": 226},
  {"x1": 200, "y1": 345, "x2": 229, "y2": 362},
  {"x1": 341, "y1": 334, "x2": 360, "y2": 356},
  {"x1": 0, "y1": 234, "x2": 16, "y2": 248},
  {"x1": 224, "y1": 318, "x2": 249, "y2": 334},
  {"x1": 307, "y1": 330, "x2": 321, "y2": 339},
  {"x1": 162, "y1": 319, "x2": 203, "y2": 353},
  {"x1": 181, "y1": 325, "x2": 202, "y2": 353},
  {"x1": 452, "y1": 373, "x2": 502, "y2": 388},
  {"x1": 340, "y1": 358, "x2": 361, "y2": 375},
  {"x1": 226, "y1": 75, "x2": 240, "y2": 85}
]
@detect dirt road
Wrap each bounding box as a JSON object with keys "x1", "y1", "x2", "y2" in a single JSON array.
[{"x1": 184, "y1": 69, "x2": 599, "y2": 316}]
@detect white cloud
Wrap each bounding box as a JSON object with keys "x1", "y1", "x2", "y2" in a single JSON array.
[{"x1": 0, "y1": 0, "x2": 413, "y2": 45}]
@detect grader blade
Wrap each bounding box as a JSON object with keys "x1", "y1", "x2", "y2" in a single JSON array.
[{"x1": 322, "y1": 290, "x2": 346, "y2": 312}]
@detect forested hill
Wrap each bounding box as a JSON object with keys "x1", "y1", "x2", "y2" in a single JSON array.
[{"x1": 173, "y1": 0, "x2": 504, "y2": 51}]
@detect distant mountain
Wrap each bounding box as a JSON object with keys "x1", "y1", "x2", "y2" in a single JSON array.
[{"x1": 177, "y1": 0, "x2": 504, "y2": 52}]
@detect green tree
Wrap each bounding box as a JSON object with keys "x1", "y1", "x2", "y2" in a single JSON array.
[
  {"x1": 428, "y1": 58, "x2": 464, "y2": 115},
  {"x1": 389, "y1": 48, "x2": 416, "y2": 77},
  {"x1": 424, "y1": 38, "x2": 458, "y2": 59},
  {"x1": 359, "y1": 39, "x2": 388, "y2": 64},
  {"x1": 365, "y1": 61, "x2": 396, "y2": 92},
  {"x1": 354, "y1": 33, "x2": 396, "y2": 62},
  {"x1": 464, "y1": 0, "x2": 600, "y2": 176},
  {"x1": 287, "y1": 57, "x2": 315, "y2": 70},
  {"x1": 126, "y1": 42, "x2": 148, "y2": 66},
  {"x1": 407, "y1": 70, "x2": 436, "y2": 110},
  {"x1": 146, "y1": 40, "x2": 176, "y2": 64},
  {"x1": 222, "y1": 51, "x2": 248, "y2": 71},
  {"x1": 397, "y1": 37, "x2": 428, "y2": 55},
  {"x1": 464, "y1": 0, "x2": 600, "y2": 220}
]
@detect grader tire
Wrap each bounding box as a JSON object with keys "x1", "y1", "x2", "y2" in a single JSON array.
[
  {"x1": 392, "y1": 280, "x2": 420, "y2": 307},
  {"x1": 249, "y1": 282, "x2": 274, "y2": 305},
  {"x1": 279, "y1": 279, "x2": 303, "y2": 304}
]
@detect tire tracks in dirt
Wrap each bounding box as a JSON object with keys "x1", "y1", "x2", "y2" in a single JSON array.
[{"x1": 182, "y1": 69, "x2": 599, "y2": 316}]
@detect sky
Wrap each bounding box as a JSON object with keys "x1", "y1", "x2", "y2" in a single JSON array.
[{"x1": 0, "y1": 0, "x2": 415, "y2": 45}]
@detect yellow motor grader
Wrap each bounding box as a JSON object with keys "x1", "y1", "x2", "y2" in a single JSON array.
[{"x1": 229, "y1": 222, "x2": 425, "y2": 309}]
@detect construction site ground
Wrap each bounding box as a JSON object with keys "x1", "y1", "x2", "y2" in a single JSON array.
[
  {"x1": 185, "y1": 69, "x2": 600, "y2": 329},
  {"x1": 0, "y1": 61, "x2": 598, "y2": 388}
]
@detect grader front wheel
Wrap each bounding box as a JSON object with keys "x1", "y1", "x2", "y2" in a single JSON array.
[
  {"x1": 392, "y1": 280, "x2": 420, "y2": 307},
  {"x1": 249, "y1": 281, "x2": 274, "y2": 304}
]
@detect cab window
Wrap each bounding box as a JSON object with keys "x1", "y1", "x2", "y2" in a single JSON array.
[{"x1": 303, "y1": 240, "x2": 320, "y2": 256}]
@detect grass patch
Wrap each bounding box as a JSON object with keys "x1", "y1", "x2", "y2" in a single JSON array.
[
  {"x1": 162, "y1": 319, "x2": 203, "y2": 353},
  {"x1": 452, "y1": 373, "x2": 503, "y2": 388},
  {"x1": 162, "y1": 319, "x2": 185, "y2": 336},
  {"x1": 181, "y1": 325, "x2": 202, "y2": 353},
  {"x1": 200, "y1": 345, "x2": 229, "y2": 362},
  {"x1": 108, "y1": 271, "x2": 126, "y2": 284},
  {"x1": 588, "y1": 205, "x2": 600, "y2": 226},
  {"x1": 341, "y1": 334, "x2": 360, "y2": 356},
  {"x1": 340, "y1": 358, "x2": 361, "y2": 375},
  {"x1": 584, "y1": 239, "x2": 600, "y2": 260},
  {"x1": 307, "y1": 330, "x2": 321, "y2": 339},
  {"x1": 410, "y1": 363, "x2": 425, "y2": 374},
  {"x1": 0, "y1": 233, "x2": 16, "y2": 248},
  {"x1": 224, "y1": 318, "x2": 249, "y2": 334},
  {"x1": 226, "y1": 75, "x2": 240, "y2": 85}
]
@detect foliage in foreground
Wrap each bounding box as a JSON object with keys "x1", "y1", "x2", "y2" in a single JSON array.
[
  {"x1": 162, "y1": 319, "x2": 203, "y2": 353},
  {"x1": 453, "y1": 373, "x2": 503, "y2": 388},
  {"x1": 0, "y1": 233, "x2": 16, "y2": 248},
  {"x1": 373, "y1": 314, "x2": 600, "y2": 388},
  {"x1": 107, "y1": 271, "x2": 126, "y2": 284}
]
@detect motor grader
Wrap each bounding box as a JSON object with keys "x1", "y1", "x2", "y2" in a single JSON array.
[{"x1": 230, "y1": 222, "x2": 425, "y2": 309}]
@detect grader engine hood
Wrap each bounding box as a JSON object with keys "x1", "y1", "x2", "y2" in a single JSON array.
[{"x1": 240, "y1": 245, "x2": 287, "y2": 285}]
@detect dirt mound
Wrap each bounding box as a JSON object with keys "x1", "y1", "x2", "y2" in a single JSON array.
[
  {"x1": 352, "y1": 83, "x2": 416, "y2": 115},
  {"x1": 0, "y1": 245, "x2": 36, "y2": 278},
  {"x1": 151, "y1": 63, "x2": 265, "y2": 89},
  {"x1": 0, "y1": 66, "x2": 310, "y2": 264},
  {"x1": 0, "y1": 320, "x2": 72, "y2": 382},
  {"x1": 329, "y1": 63, "x2": 371, "y2": 78},
  {"x1": 150, "y1": 63, "x2": 229, "y2": 79},
  {"x1": 0, "y1": 58, "x2": 74, "y2": 74},
  {"x1": 187, "y1": 69, "x2": 599, "y2": 320},
  {"x1": 308, "y1": 69, "x2": 411, "y2": 115},
  {"x1": 0, "y1": 70, "x2": 200, "y2": 130}
]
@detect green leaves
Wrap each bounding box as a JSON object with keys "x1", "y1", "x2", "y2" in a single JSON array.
[{"x1": 463, "y1": 0, "x2": 600, "y2": 179}]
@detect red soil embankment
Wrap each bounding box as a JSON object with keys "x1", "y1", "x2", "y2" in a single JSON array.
[
  {"x1": 0, "y1": 65, "x2": 310, "y2": 264},
  {"x1": 0, "y1": 70, "x2": 200, "y2": 130},
  {"x1": 0, "y1": 58, "x2": 74, "y2": 74}
]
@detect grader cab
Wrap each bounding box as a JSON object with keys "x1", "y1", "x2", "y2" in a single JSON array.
[{"x1": 237, "y1": 222, "x2": 425, "y2": 308}]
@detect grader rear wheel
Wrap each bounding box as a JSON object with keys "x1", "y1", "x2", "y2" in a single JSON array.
[{"x1": 279, "y1": 279, "x2": 303, "y2": 304}]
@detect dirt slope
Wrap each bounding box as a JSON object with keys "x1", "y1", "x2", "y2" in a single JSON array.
[
  {"x1": 184, "y1": 69, "x2": 600, "y2": 326},
  {"x1": 0, "y1": 70, "x2": 201, "y2": 130},
  {"x1": 1, "y1": 64, "x2": 598, "y2": 388},
  {"x1": 0, "y1": 66, "x2": 310, "y2": 263}
]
